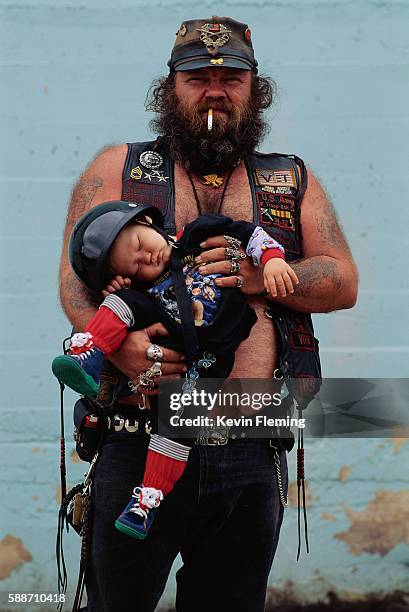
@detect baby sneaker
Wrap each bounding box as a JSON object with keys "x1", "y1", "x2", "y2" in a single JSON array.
[
  {"x1": 51, "y1": 332, "x2": 104, "y2": 397},
  {"x1": 115, "y1": 485, "x2": 164, "y2": 539}
]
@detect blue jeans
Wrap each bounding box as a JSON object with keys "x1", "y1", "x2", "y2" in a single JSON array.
[{"x1": 85, "y1": 427, "x2": 288, "y2": 612}]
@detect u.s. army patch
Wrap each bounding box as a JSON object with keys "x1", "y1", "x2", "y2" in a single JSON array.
[{"x1": 257, "y1": 192, "x2": 295, "y2": 231}]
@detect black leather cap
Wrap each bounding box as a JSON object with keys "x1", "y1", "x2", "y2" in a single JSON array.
[{"x1": 168, "y1": 16, "x2": 258, "y2": 73}]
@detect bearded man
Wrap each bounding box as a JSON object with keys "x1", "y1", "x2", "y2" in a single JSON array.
[{"x1": 59, "y1": 17, "x2": 358, "y2": 612}]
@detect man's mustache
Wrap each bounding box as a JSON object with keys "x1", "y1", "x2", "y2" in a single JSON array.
[{"x1": 195, "y1": 102, "x2": 233, "y2": 113}]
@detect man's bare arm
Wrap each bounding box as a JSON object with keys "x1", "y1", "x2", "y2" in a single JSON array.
[
  {"x1": 59, "y1": 145, "x2": 128, "y2": 329},
  {"x1": 267, "y1": 170, "x2": 359, "y2": 312},
  {"x1": 197, "y1": 170, "x2": 358, "y2": 313}
]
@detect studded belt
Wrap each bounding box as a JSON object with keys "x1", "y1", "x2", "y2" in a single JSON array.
[{"x1": 105, "y1": 413, "x2": 152, "y2": 435}]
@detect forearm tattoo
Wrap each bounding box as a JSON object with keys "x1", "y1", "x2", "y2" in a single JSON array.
[
  {"x1": 292, "y1": 258, "x2": 343, "y2": 298},
  {"x1": 67, "y1": 174, "x2": 103, "y2": 229},
  {"x1": 63, "y1": 271, "x2": 99, "y2": 312},
  {"x1": 314, "y1": 194, "x2": 352, "y2": 255}
]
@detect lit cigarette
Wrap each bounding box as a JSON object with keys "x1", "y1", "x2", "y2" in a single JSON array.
[{"x1": 207, "y1": 108, "x2": 213, "y2": 131}]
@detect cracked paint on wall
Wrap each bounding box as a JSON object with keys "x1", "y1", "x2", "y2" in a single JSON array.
[
  {"x1": 335, "y1": 490, "x2": 409, "y2": 556},
  {"x1": 70, "y1": 449, "x2": 80, "y2": 463},
  {"x1": 322, "y1": 512, "x2": 337, "y2": 521},
  {"x1": 389, "y1": 426, "x2": 409, "y2": 454},
  {"x1": 0, "y1": 535, "x2": 32, "y2": 580},
  {"x1": 338, "y1": 466, "x2": 352, "y2": 481}
]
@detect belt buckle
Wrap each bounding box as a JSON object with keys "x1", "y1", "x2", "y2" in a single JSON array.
[{"x1": 196, "y1": 426, "x2": 230, "y2": 446}]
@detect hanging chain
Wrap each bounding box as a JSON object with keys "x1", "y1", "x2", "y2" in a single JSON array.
[{"x1": 274, "y1": 450, "x2": 288, "y2": 508}]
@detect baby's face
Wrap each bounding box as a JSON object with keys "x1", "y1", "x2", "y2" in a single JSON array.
[{"x1": 108, "y1": 222, "x2": 171, "y2": 281}]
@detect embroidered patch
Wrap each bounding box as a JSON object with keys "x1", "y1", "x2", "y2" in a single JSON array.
[
  {"x1": 295, "y1": 375, "x2": 321, "y2": 397},
  {"x1": 257, "y1": 201, "x2": 295, "y2": 231},
  {"x1": 255, "y1": 168, "x2": 297, "y2": 190},
  {"x1": 292, "y1": 315, "x2": 310, "y2": 333},
  {"x1": 257, "y1": 192, "x2": 295, "y2": 212},
  {"x1": 290, "y1": 331, "x2": 316, "y2": 352},
  {"x1": 261, "y1": 185, "x2": 295, "y2": 195},
  {"x1": 122, "y1": 180, "x2": 168, "y2": 213},
  {"x1": 130, "y1": 166, "x2": 143, "y2": 180}
]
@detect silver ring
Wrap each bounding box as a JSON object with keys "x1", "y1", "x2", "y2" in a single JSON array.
[
  {"x1": 224, "y1": 235, "x2": 242, "y2": 249},
  {"x1": 235, "y1": 276, "x2": 244, "y2": 288},
  {"x1": 230, "y1": 260, "x2": 241, "y2": 274},
  {"x1": 149, "y1": 361, "x2": 163, "y2": 377},
  {"x1": 146, "y1": 344, "x2": 163, "y2": 361},
  {"x1": 225, "y1": 246, "x2": 240, "y2": 261}
]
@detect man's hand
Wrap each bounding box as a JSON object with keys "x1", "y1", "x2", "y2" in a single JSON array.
[
  {"x1": 108, "y1": 322, "x2": 186, "y2": 394},
  {"x1": 195, "y1": 236, "x2": 265, "y2": 295},
  {"x1": 102, "y1": 275, "x2": 132, "y2": 297},
  {"x1": 263, "y1": 259, "x2": 299, "y2": 298}
]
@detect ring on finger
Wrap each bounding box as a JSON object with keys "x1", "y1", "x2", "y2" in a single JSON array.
[
  {"x1": 224, "y1": 235, "x2": 242, "y2": 250},
  {"x1": 230, "y1": 260, "x2": 241, "y2": 274},
  {"x1": 149, "y1": 361, "x2": 163, "y2": 377},
  {"x1": 146, "y1": 343, "x2": 163, "y2": 362},
  {"x1": 225, "y1": 246, "x2": 245, "y2": 261},
  {"x1": 135, "y1": 372, "x2": 155, "y2": 390},
  {"x1": 235, "y1": 275, "x2": 244, "y2": 288}
]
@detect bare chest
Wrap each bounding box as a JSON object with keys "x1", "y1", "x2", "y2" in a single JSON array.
[{"x1": 173, "y1": 162, "x2": 254, "y2": 231}]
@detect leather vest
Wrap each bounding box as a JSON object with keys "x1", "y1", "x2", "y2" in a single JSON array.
[{"x1": 121, "y1": 141, "x2": 322, "y2": 405}]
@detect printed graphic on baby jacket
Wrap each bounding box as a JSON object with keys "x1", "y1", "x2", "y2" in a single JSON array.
[{"x1": 148, "y1": 264, "x2": 222, "y2": 327}]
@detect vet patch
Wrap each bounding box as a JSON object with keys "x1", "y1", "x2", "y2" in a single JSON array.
[
  {"x1": 255, "y1": 168, "x2": 297, "y2": 190},
  {"x1": 290, "y1": 331, "x2": 316, "y2": 352},
  {"x1": 122, "y1": 180, "x2": 168, "y2": 213}
]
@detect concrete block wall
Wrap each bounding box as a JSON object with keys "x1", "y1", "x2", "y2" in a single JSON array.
[{"x1": 1, "y1": 1, "x2": 408, "y2": 609}]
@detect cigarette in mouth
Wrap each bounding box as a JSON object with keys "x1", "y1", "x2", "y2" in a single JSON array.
[{"x1": 207, "y1": 108, "x2": 213, "y2": 131}]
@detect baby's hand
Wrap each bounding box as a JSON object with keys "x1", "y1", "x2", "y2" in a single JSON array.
[
  {"x1": 263, "y1": 259, "x2": 299, "y2": 298},
  {"x1": 102, "y1": 275, "x2": 132, "y2": 297}
]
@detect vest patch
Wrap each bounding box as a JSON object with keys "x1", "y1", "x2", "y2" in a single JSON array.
[
  {"x1": 257, "y1": 192, "x2": 295, "y2": 211},
  {"x1": 290, "y1": 331, "x2": 316, "y2": 351},
  {"x1": 257, "y1": 193, "x2": 295, "y2": 231},
  {"x1": 254, "y1": 168, "x2": 297, "y2": 192},
  {"x1": 130, "y1": 166, "x2": 143, "y2": 180},
  {"x1": 122, "y1": 180, "x2": 168, "y2": 214}
]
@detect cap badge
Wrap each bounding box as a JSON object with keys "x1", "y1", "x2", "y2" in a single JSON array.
[
  {"x1": 177, "y1": 23, "x2": 187, "y2": 37},
  {"x1": 197, "y1": 23, "x2": 231, "y2": 56},
  {"x1": 210, "y1": 57, "x2": 223, "y2": 65},
  {"x1": 139, "y1": 151, "x2": 163, "y2": 170}
]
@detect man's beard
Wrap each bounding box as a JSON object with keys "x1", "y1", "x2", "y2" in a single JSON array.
[{"x1": 150, "y1": 85, "x2": 269, "y2": 175}]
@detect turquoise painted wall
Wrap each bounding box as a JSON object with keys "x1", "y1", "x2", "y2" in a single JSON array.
[{"x1": 1, "y1": 1, "x2": 408, "y2": 609}]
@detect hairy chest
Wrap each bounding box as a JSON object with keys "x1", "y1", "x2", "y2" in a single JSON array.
[{"x1": 173, "y1": 162, "x2": 254, "y2": 231}]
